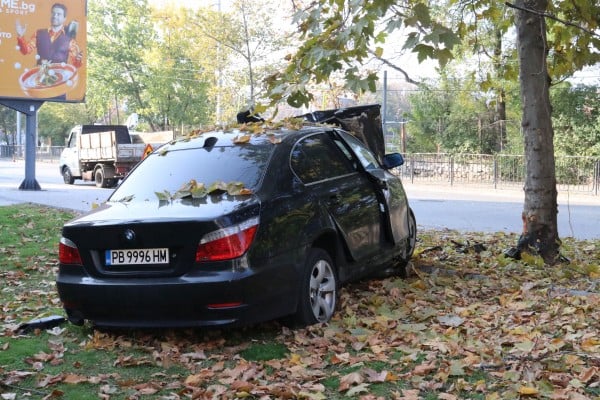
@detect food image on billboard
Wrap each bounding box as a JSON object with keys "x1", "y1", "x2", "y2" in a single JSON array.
[{"x1": 0, "y1": 0, "x2": 87, "y2": 103}]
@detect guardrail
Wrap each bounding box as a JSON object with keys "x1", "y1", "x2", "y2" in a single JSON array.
[{"x1": 3, "y1": 145, "x2": 599, "y2": 195}]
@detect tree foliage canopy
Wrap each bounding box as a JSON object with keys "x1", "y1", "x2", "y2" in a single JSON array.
[{"x1": 264, "y1": 0, "x2": 600, "y2": 110}]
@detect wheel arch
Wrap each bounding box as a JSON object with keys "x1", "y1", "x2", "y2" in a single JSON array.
[{"x1": 310, "y1": 228, "x2": 349, "y2": 283}]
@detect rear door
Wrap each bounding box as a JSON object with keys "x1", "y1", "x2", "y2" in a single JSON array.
[{"x1": 290, "y1": 131, "x2": 382, "y2": 261}]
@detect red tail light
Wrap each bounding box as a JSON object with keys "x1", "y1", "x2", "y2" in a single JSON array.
[
  {"x1": 195, "y1": 217, "x2": 259, "y2": 262},
  {"x1": 59, "y1": 237, "x2": 83, "y2": 265}
]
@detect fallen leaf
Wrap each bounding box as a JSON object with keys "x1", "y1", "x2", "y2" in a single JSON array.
[
  {"x1": 437, "y1": 314, "x2": 464, "y2": 327},
  {"x1": 518, "y1": 386, "x2": 539, "y2": 395}
]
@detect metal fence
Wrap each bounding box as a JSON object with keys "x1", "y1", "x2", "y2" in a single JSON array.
[
  {"x1": 2, "y1": 144, "x2": 600, "y2": 195},
  {"x1": 390, "y1": 151, "x2": 600, "y2": 195},
  {"x1": 0, "y1": 145, "x2": 63, "y2": 163}
]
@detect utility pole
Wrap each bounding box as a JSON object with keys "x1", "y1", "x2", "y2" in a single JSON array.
[{"x1": 216, "y1": 0, "x2": 223, "y2": 125}]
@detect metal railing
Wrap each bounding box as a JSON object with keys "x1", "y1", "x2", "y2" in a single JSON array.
[
  {"x1": 2, "y1": 144, "x2": 600, "y2": 195},
  {"x1": 1, "y1": 145, "x2": 63, "y2": 163},
  {"x1": 389, "y1": 151, "x2": 600, "y2": 196}
]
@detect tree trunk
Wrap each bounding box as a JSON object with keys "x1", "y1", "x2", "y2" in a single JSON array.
[
  {"x1": 493, "y1": 29, "x2": 507, "y2": 152},
  {"x1": 513, "y1": 0, "x2": 560, "y2": 264}
]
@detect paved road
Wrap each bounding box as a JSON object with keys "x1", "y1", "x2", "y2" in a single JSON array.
[
  {"x1": 0, "y1": 159, "x2": 111, "y2": 212},
  {"x1": 1, "y1": 159, "x2": 598, "y2": 240},
  {"x1": 406, "y1": 183, "x2": 599, "y2": 240}
]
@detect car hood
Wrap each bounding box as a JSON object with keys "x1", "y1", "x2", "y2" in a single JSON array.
[{"x1": 66, "y1": 194, "x2": 260, "y2": 227}]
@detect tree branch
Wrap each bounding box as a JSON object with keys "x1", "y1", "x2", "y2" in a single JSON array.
[
  {"x1": 505, "y1": 1, "x2": 600, "y2": 38},
  {"x1": 366, "y1": 49, "x2": 421, "y2": 86}
]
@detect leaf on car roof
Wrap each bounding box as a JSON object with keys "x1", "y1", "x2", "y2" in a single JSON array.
[
  {"x1": 114, "y1": 195, "x2": 134, "y2": 203},
  {"x1": 190, "y1": 184, "x2": 208, "y2": 199},
  {"x1": 233, "y1": 134, "x2": 252, "y2": 144},
  {"x1": 238, "y1": 123, "x2": 266, "y2": 135},
  {"x1": 171, "y1": 179, "x2": 209, "y2": 200},
  {"x1": 226, "y1": 182, "x2": 252, "y2": 196},
  {"x1": 208, "y1": 181, "x2": 228, "y2": 194},
  {"x1": 155, "y1": 190, "x2": 171, "y2": 201},
  {"x1": 268, "y1": 134, "x2": 282, "y2": 144},
  {"x1": 155, "y1": 180, "x2": 250, "y2": 202}
]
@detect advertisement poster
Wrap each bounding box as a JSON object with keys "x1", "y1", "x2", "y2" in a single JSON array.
[{"x1": 0, "y1": 0, "x2": 87, "y2": 102}]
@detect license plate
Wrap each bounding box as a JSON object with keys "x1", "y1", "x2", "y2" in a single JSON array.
[{"x1": 105, "y1": 248, "x2": 169, "y2": 266}]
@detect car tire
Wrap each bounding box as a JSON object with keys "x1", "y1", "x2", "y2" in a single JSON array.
[
  {"x1": 62, "y1": 167, "x2": 74, "y2": 185},
  {"x1": 293, "y1": 248, "x2": 338, "y2": 326}
]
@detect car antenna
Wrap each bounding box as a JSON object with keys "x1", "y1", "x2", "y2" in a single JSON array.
[{"x1": 203, "y1": 136, "x2": 218, "y2": 148}]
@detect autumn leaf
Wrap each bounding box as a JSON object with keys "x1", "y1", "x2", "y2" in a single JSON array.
[
  {"x1": 63, "y1": 374, "x2": 88, "y2": 384},
  {"x1": 448, "y1": 360, "x2": 466, "y2": 376},
  {"x1": 338, "y1": 371, "x2": 363, "y2": 391},
  {"x1": 233, "y1": 134, "x2": 252, "y2": 144},
  {"x1": 437, "y1": 314, "x2": 464, "y2": 327},
  {"x1": 226, "y1": 182, "x2": 252, "y2": 196},
  {"x1": 114, "y1": 195, "x2": 134, "y2": 203},
  {"x1": 363, "y1": 368, "x2": 389, "y2": 383},
  {"x1": 412, "y1": 362, "x2": 438, "y2": 375},
  {"x1": 208, "y1": 181, "x2": 229, "y2": 194},
  {"x1": 518, "y1": 386, "x2": 539, "y2": 395},
  {"x1": 346, "y1": 383, "x2": 370, "y2": 396},
  {"x1": 268, "y1": 134, "x2": 282, "y2": 144},
  {"x1": 154, "y1": 190, "x2": 171, "y2": 201},
  {"x1": 191, "y1": 183, "x2": 208, "y2": 199}
]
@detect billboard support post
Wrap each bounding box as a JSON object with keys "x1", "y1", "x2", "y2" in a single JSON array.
[{"x1": 0, "y1": 100, "x2": 44, "y2": 190}]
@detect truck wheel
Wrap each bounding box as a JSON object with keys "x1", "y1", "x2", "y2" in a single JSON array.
[
  {"x1": 94, "y1": 168, "x2": 109, "y2": 188},
  {"x1": 62, "y1": 167, "x2": 75, "y2": 185}
]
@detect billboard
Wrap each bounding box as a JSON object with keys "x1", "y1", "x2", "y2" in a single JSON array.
[{"x1": 0, "y1": 0, "x2": 87, "y2": 102}]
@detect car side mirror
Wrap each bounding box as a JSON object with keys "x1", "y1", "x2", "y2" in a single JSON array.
[{"x1": 382, "y1": 153, "x2": 404, "y2": 169}]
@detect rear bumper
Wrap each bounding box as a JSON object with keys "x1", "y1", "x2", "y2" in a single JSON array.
[{"x1": 56, "y1": 263, "x2": 295, "y2": 328}]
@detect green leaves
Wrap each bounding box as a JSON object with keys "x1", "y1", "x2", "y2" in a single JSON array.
[{"x1": 265, "y1": 0, "x2": 461, "y2": 109}]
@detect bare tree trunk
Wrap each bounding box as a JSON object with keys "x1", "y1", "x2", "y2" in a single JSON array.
[{"x1": 512, "y1": 0, "x2": 560, "y2": 264}]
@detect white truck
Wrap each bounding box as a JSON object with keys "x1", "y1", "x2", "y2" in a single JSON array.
[{"x1": 59, "y1": 125, "x2": 172, "y2": 188}]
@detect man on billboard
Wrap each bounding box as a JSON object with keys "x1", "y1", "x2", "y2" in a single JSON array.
[{"x1": 15, "y1": 3, "x2": 83, "y2": 68}]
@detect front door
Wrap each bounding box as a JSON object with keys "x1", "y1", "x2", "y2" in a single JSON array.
[
  {"x1": 290, "y1": 132, "x2": 382, "y2": 261},
  {"x1": 335, "y1": 130, "x2": 408, "y2": 245}
]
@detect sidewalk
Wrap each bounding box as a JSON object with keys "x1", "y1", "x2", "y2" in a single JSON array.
[{"x1": 403, "y1": 180, "x2": 598, "y2": 207}]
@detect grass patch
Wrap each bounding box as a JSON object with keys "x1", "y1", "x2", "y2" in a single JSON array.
[
  {"x1": 0, "y1": 204, "x2": 599, "y2": 399},
  {"x1": 239, "y1": 342, "x2": 289, "y2": 361}
]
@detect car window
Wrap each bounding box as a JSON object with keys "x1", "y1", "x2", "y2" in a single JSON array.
[
  {"x1": 290, "y1": 133, "x2": 355, "y2": 184},
  {"x1": 109, "y1": 144, "x2": 273, "y2": 202},
  {"x1": 337, "y1": 130, "x2": 380, "y2": 171}
]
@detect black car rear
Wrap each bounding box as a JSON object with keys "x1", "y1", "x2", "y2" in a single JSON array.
[{"x1": 57, "y1": 106, "x2": 416, "y2": 328}]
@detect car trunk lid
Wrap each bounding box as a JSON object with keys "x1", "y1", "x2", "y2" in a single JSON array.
[{"x1": 61, "y1": 198, "x2": 260, "y2": 277}]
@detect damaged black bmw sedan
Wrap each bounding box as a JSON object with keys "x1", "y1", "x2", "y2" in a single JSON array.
[{"x1": 56, "y1": 105, "x2": 416, "y2": 328}]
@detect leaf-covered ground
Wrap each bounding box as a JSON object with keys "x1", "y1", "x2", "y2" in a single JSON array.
[{"x1": 0, "y1": 205, "x2": 598, "y2": 399}]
